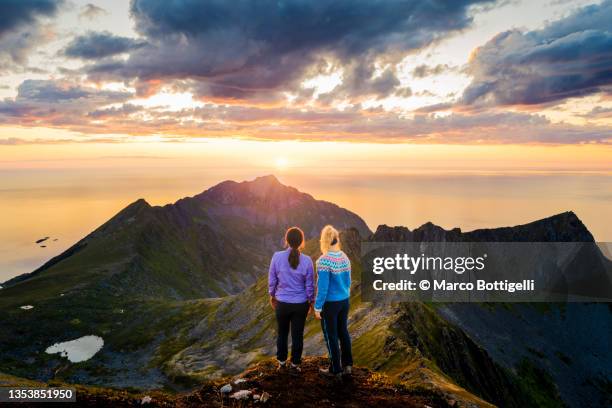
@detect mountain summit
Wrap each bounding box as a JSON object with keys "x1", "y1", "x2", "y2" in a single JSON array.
[
  {"x1": 194, "y1": 175, "x2": 371, "y2": 239},
  {"x1": 2, "y1": 176, "x2": 370, "y2": 298}
]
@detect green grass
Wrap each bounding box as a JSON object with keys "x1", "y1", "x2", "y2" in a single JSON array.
[{"x1": 515, "y1": 359, "x2": 565, "y2": 408}]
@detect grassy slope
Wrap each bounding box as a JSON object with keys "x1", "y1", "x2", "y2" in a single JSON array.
[{"x1": 0, "y1": 228, "x2": 563, "y2": 407}]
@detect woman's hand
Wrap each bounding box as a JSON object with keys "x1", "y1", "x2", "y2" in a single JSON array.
[
  {"x1": 314, "y1": 310, "x2": 322, "y2": 320},
  {"x1": 269, "y1": 295, "x2": 277, "y2": 310}
]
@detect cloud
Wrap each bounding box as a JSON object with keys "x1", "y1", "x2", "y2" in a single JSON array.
[
  {"x1": 0, "y1": 137, "x2": 24, "y2": 145},
  {"x1": 0, "y1": 137, "x2": 122, "y2": 145},
  {"x1": 86, "y1": 0, "x2": 492, "y2": 101},
  {"x1": 581, "y1": 106, "x2": 612, "y2": 119},
  {"x1": 462, "y1": 0, "x2": 612, "y2": 107},
  {"x1": 0, "y1": 0, "x2": 60, "y2": 35},
  {"x1": 314, "y1": 62, "x2": 403, "y2": 103},
  {"x1": 87, "y1": 103, "x2": 142, "y2": 118},
  {"x1": 79, "y1": 3, "x2": 108, "y2": 20},
  {"x1": 0, "y1": 0, "x2": 63, "y2": 71},
  {"x1": 0, "y1": 79, "x2": 132, "y2": 126},
  {"x1": 1, "y1": 0, "x2": 608, "y2": 146},
  {"x1": 412, "y1": 64, "x2": 456, "y2": 78},
  {"x1": 2, "y1": 81, "x2": 609, "y2": 145},
  {"x1": 64, "y1": 31, "x2": 146, "y2": 59}
]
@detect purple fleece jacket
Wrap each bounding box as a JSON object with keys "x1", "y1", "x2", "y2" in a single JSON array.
[{"x1": 268, "y1": 248, "x2": 314, "y2": 303}]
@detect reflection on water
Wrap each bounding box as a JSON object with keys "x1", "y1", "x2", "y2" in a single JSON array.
[{"x1": 0, "y1": 167, "x2": 610, "y2": 281}]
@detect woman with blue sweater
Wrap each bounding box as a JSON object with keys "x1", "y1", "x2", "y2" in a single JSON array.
[{"x1": 314, "y1": 225, "x2": 353, "y2": 378}]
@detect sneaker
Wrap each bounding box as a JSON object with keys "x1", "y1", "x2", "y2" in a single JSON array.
[
  {"x1": 288, "y1": 363, "x2": 302, "y2": 376},
  {"x1": 343, "y1": 366, "x2": 353, "y2": 376},
  {"x1": 276, "y1": 360, "x2": 287, "y2": 371}
]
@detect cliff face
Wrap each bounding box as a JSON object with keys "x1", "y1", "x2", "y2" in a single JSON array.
[{"x1": 367, "y1": 212, "x2": 610, "y2": 407}]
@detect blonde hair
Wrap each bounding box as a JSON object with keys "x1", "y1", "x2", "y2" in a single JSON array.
[{"x1": 320, "y1": 225, "x2": 340, "y2": 254}]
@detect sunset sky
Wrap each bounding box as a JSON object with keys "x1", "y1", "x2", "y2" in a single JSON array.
[
  {"x1": 0, "y1": 0, "x2": 611, "y2": 145},
  {"x1": 0, "y1": 0, "x2": 611, "y2": 278}
]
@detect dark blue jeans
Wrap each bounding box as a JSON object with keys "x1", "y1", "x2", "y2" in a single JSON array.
[
  {"x1": 320, "y1": 298, "x2": 353, "y2": 374},
  {"x1": 275, "y1": 301, "x2": 309, "y2": 364}
]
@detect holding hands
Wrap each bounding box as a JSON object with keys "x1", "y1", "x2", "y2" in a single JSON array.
[{"x1": 269, "y1": 295, "x2": 277, "y2": 310}]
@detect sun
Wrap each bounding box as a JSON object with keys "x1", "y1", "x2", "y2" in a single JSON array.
[{"x1": 275, "y1": 157, "x2": 289, "y2": 169}]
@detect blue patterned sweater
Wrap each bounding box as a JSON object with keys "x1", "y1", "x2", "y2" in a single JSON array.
[{"x1": 314, "y1": 250, "x2": 351, "y2": 311}]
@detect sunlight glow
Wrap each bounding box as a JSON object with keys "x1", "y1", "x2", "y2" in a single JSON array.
[
  {"x1": 275, "y1": 157, "x2": 289, "y2": 169},
  {"x1": 302, "y1": 71, "x2": 343, "y2": 98}
]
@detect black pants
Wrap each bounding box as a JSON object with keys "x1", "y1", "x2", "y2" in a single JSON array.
[
  {"x1": 275, "y1": 301, "x2": 309, "y2": 364},
  {"x1": 321, "y1": 298, "x2": 353, "y2": 374}
]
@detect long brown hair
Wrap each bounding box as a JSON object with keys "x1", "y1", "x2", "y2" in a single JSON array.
[{"x1": 285, "y1": 227, "x2": 304, "y2": 269}]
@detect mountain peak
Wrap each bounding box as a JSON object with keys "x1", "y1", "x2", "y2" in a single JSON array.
[
  {"x1": 112, "y1": 198, "x2": 151, "y2": 221},
  {"x1": 251, "y1": 174, "x2": 281, "y2": 186},
  {"x1": 195, "y1": 176, "x2": 372, "y2": 239},
  {"x1": 197, "y1": 175, "x2": 298, "y2": 204}
]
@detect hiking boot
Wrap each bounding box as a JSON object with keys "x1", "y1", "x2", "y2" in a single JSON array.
[
  {"x1": 276, "y1": 360, "x2": 287, "y2": 372},
  {"x1": 343, "y1": 366, "x2": 353, "y2": 376},
  {"x1": 288, "y1": 363, "x2": 302, "y2": 376},
  {"x1": 319, "y1": 367, "x2": 342, "y2": 381}
]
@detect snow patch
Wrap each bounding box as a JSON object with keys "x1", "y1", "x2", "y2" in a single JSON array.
[{"x1": 45, "y1": 335, "x2": 104, "y2": 363}]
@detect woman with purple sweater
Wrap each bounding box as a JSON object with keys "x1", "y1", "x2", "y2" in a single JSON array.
[{"x1": 268, "y1": 227, "x2": 314, "y2": 374}]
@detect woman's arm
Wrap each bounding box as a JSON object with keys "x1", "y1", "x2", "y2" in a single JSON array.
[
  {"x1": 268, "y1": 255, "x2": 278, "y2": 309},
  {"x1": 306, "y1": 258, "x2": 315, "y2": 304},
  {"x1": 314, "y1": 261, "x2": 330, "y2": 313}
]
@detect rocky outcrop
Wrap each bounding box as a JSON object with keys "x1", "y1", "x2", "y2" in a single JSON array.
[
  {"x1": 3, "y1": 357, "x2": 490, "y2": 407},
  {"x1": 371, "y1": 211, "x2": 594, "y2": 242}
]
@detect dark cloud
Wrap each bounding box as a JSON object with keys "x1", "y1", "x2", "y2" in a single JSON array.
[
  {"x1": 0, "y1": 0, "x2": 63, "y2": 71},
  {"x1": 79, "y1": 3, "x2": 108, "y2": 20},
  {"x1": 412, "y1": 63, "x2": 456, "y2": 78},
  {"x1": 415, "y1": 102, "x2": 453, "y2": 113},
  {"x1": 86, "y1": 0, "x2": 492, "y2": 100},
  {"x1": 0, "y1": 0, "x2": 60, "y2": 36},
  {"x1": 0, "y1": 79, "x2": 132, "y2": 125},
  {"x1": 315, "y1": 62, "x2": 403, "y2": 104},
  {"x1": 88, "y1": 103, "x2": 142, "y2": 118},
  {"x1": 462, "y1": 0, "x2": 612, "y2": 106},
  {"x1": 64, "y1": 31, "x2": 146, "y2": 59},
  {"x1": 17, "y1": 80, "x2": 90, "y2": 101}
]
